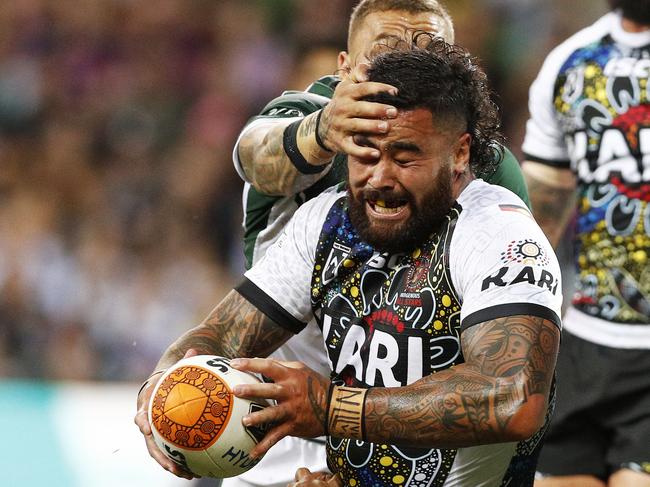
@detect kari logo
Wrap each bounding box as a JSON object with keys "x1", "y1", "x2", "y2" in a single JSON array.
[
  {"x1": 481, "y1": 266, "x2": 559, "y2": 295},
  {"x1": 501, "y1": 239, "x2": 549, "y2": 266}
]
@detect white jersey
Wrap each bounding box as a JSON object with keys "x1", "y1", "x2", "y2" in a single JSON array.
[
  {"x1": 522, "y1": 11, "x2": 650, "y2": 348},
  {"x1": 238, "y1": 180, "x2": 562, "y2": 486}
]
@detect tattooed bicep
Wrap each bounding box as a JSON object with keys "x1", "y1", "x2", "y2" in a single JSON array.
[{"x1": 460, "y1": 315, "x2": 560, "y2": 380}]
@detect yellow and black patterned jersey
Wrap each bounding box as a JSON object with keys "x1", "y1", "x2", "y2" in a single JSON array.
[{"x1": 239, "y1": 180, "x2": 562, "y2": 486}]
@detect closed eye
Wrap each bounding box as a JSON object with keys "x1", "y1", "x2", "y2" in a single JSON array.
[{"x1": 353, "y1": 134, "x2": 376, "y2": 149}]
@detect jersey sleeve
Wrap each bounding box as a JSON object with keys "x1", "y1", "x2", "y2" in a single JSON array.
[
  {"x1": 483, "y1": 147, "x2": 531, "y2": 209},
  {"x1": 450, "y1": 190, "x2": 563, "y2": 332},
  {"x1": 236, "y1": 189, "x2": 343, "y2": 333},
  {"x1": 521, "y1": 49, "x2": 571, "y2": 167}
]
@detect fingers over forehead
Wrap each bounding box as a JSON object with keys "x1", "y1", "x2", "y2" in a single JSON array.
[{"x1": 342, "y1": 81, "x2": 398, "y2": 99}]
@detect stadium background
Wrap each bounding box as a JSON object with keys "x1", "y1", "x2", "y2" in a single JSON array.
[{"x1": 0, "y1": 1, "x2": 606, "y2": 485}]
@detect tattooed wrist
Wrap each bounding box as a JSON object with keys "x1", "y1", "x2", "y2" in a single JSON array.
[
  {"x1": 327, "y1": 385, "x2": 369, "y2": 440},
  {"x1": 297, "y1": 111, "x2": 335, "y2": 163},
  {"x1": 284, "y1": 120, "x2": 328, "y2": 175}
]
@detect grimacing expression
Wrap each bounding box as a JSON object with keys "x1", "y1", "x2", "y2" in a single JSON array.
[
  {"x1": 609, "y1": 0, "x2": 650, "y2": 24},
  {"x1": 339, "y1": 10, "x2": 453, "y2": 74},
  {"x1": 346, "y1": 108, "x2": 468, "y2": 253}
]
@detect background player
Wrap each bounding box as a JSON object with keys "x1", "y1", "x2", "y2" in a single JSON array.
[{"x1": 522, "y1": 1, "x2": 650, "y2": 486}]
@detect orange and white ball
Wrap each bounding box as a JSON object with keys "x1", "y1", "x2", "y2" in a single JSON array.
[{"x1": 148, "y1": 355, "x2": 270, "y2": 478}]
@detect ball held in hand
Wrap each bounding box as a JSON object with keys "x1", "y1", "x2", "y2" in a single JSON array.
[{"x1": 148, "y1": 355, "x2": 271, "y2": 478}]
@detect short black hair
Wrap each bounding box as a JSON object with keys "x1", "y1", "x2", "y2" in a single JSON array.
[
  {"x1": 608, "y1": 0, "x2": 650, "y2": 24},
  {"x1": 348, "y1": 0, "x2": 454, "y2": 45},
  {"x1": 364, "y1": 33, "x2": 504, "y2": 177}
]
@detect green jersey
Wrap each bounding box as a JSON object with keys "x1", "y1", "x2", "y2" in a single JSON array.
[{"x1": 233, "y1": 76, "x2": 530, "y2": 269}]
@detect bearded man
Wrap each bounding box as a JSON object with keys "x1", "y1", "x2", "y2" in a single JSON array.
[{"x1": 137, "y1": 35, "x2": 562, "y2": 487}]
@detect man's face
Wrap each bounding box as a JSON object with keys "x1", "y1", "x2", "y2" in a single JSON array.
[
  {"x1": 347, "y1": 108, "x2": 469, "y2": 253},
  {"x1": 610, "y1": 0, "x2": 650, "y2": 24},
  {"x1": 339, "y1": 10, "x2": 452, "y2": 74}
]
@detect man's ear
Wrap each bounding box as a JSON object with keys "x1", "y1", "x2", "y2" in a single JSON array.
[
  {"x1": 453, "y1": 133, "x2": 471, "y2": 175},
  {"x1": 338, "y1": 51, "x2": 351, "y2": 77}
]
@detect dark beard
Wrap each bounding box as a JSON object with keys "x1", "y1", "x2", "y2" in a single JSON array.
[
  {"x1": 347, "y1": 169, "x2": 454, "y2": 254},
  {"x1": 609, "y1": 0, "x2": 650, "y2": 24}
]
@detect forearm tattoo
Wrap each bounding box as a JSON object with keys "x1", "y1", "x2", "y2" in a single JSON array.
[
  {"x1": 526, "y1": 177, "x2": 576, "y2": 247},
  {"x1": 238, "y1": 121, "x2": 300, "y2": 196},
  {"x1": 307, "y1": 375, "x2": 330, "y2": 428},
  {"x1": 360, "y1": 316, "x2": 559, "y2": 448},
  {"x1": 158, "y1": 290, "x2": 292, "y2": 369}
]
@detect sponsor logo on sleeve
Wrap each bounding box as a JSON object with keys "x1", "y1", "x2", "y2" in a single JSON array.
[
  {"x1": 481, "y1": 266, "x2": 559, "y2": 295},
  {"x1": 481, "y1": 239, "x2": 559, "y2": 294},
  {"x1": 500, "y1": 239, "x2": 550, "y2": 266}
]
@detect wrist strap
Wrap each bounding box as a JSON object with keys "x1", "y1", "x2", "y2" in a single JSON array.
[
  {"x1": 137, "y1": 369, "x2": 166, "y2": 398},
  {"x1": 283, "y1": 119, "x2": 328, "y2": 174},
  {"x1": 327, "y1": 385, "x2": 369, "y2": 441},
  {"x1": 315, "y1": 109, "x2": 333, "y2": 153}
]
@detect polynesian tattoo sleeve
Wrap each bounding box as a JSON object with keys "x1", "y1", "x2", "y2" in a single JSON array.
[{"x1": 361, "y1": 314, "x2": 560, "y2": 448}]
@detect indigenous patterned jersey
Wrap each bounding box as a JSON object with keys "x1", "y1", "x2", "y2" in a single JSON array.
[
  {"x1": 523, "y1": 12, "x2": 650, "y2": 345},
  {"x1": 238, "y1": 180, "x2": 562, "y2": 487},
  {"x1": 233, "y1": 76, "x2": 531, "y2": 270}
]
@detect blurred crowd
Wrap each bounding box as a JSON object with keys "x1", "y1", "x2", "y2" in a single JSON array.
[{"x1": 0, "y1": 0, "x2": 605, "y2": 382}]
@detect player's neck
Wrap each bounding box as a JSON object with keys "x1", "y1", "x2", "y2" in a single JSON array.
[
  {"x1": 452, "y1": 172, "x2": 474, "y2": 199},
  {"x1": 621, "y1": 17, "x2": 650, "y2": 33}
]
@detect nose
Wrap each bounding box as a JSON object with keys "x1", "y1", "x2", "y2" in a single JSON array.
[{"x1": 368, "y1": 156, "x2": 397, "y2": 191}]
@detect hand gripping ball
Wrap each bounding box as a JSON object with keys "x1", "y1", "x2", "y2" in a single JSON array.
[{"x1": 148, "y1": 355, "x2": 270, "y2": 478}]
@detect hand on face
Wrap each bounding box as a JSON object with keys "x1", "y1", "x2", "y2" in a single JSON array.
[
  {"x1": 318, "y1": 62, "x2": 398, "y2": 159},
  {"x1": 230, "y1": 357, "x2": 331, "y2": 459},
  {"x1": 133, "y1": 349, "x2": 200, "y2": 480}
]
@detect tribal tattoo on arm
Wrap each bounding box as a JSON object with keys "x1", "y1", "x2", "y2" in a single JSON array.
[
  {"x1": 360, "y1": 315, "x2": 560, "y2": 448},
  {"x1": 157, "y1": 290, "x2": 293, "y2": 370}
]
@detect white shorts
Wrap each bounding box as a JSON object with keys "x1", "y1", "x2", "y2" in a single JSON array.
[{"x1": 221, "y1": 436, "x2": 328, "y2": 487}]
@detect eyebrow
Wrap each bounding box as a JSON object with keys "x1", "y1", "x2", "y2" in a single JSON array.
[
  {"x1": 390, "y1": 141, "x2": 422, "y2": 154},
  {"x1": 356, "y1": 135, "x2": 422, "y2": 154},
  {"x1": 373, "y1": 33, "x2": 402, "y2": 44},
  {"x1": 370, "y1": 34, "x2": 406, "y2": 52}
]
